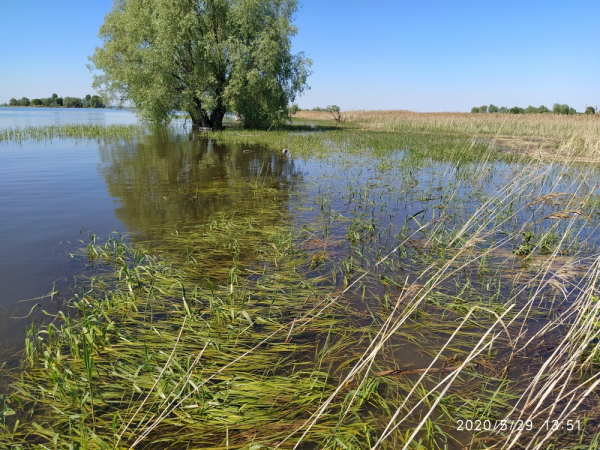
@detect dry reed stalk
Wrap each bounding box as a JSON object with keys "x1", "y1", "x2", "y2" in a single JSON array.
[{"x1": 294, "y1": 109, "x2": 600, "y2": 161}]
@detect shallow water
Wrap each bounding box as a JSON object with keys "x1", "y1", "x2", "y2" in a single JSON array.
[
  {"x1": 3, "y1": 114, "x2": 600, "y2": 448},
  {"x1": 2, "y1": 119, "x2": 599, "y2": 359},
  {"x1": 0, "y1": 106, "x2": 137, "y2": 128},
  {"x1": 0, "y1": 125, "x2": 305, "y2": 355}
]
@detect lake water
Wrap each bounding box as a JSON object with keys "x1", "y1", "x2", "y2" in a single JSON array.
[
  {"x1": 0, "y1": 106, "x2": 138, "y2": 128},
  {"x1": 0, "y1": 109, "x2": 137, "y2": 355},
  {"x1": 0, "y1": 108, "x2": 308, "y2": 357},
  {"x1": 3, "y1": 108, "x2": 600, "y2": 449}
]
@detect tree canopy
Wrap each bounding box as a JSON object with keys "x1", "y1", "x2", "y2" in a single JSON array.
[
  {"x1": 471, "y1": 103, "x2": 578, "y2": 115},
  {"x1": 90, "y1": 0, "x2": 312, "y2": 130},
  {"x1": 4, "y1": 93, "x2": 104, "y2": 108}
]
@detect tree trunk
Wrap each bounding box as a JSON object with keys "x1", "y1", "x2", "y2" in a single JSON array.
[
  {"x1": 210, "y1": 77, "x2": 227, "y2": 130},
  {"x1": 190, "y1": 99, "x2": 211, "y2": 130},
  {"x1": 210, "y1": 106, "x2": 226, "y2": 130}
]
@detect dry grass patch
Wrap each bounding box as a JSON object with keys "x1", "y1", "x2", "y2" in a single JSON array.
[{"x1": 294, "y1": 109, "x2": 600, "y2": 162}]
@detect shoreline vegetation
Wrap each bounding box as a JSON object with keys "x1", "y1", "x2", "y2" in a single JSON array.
[
  {"x1": 293, "y1": 109, "x2": 600, "y2": 162},
  {"x1": 2, "y1": 111, "x2": 600, "y2": 448},
  {"x1": 3, "y1": 93, "x2": 105, "y2": 108},
  {"x1": 468, "y1": 103, "x2": 596, "y2": 115}
]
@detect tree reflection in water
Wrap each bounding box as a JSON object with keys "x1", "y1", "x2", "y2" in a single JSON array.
[{"x1": 98, "y1": 128, "x2": 304, "y2": 238}]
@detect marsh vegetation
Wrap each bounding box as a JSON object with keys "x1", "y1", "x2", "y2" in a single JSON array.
[{"x1": 2, "y1": 112, "x2": 600, "y2": 449}]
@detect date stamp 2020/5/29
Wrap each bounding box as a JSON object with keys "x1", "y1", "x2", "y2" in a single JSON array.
[{"x1": 456, "y1": 419, "x2": 581, "y2": 432}]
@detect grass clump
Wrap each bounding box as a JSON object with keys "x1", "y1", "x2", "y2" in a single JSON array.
[{"x1": 0, "y1": 207, "x2": 402, "y2": 449}]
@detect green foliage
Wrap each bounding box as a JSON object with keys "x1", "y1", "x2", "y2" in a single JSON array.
[
  {"x1": 475, "y1": 104, "x2": 574, "y2": 115},
  {"x1": 523, "y1": 105, "x2": 550, "y2": 114},
  {"x1": 524, "y1": 105, "x2": 538, "y2": 114},
  {"x1": 288, "y1": 103, "x2": 299, "y2": 115},
  {"x1": 40, "y1": 94, "x2": 63, "y2": 107},
  {"x1": 326, "y1": 105, "x2": 340, "y2": 112},
  {"x1": 7, "y1": 94, "x2": 104, "y2": 108},
  {"x1": 513, "y1": 231, "x2": 535, "y2": 255},
  {"x1": 89, "y1": 95, "x2": 104, "y2": 108},
  {"x1": 553, "y1": 103, "x2": 577, "y2": 115},
  {"x1": 63, "y1": 97, "x2": 83, "y2": 108},
  {"x1": 81, "y1": 94, "x2": 104, "y2": 108},
  {"x1": 52, "y1": 93, "x2": 63, "y2": 106},
  {"x1": 586, "y1": 106, "x2": 596, "y2": 115},
  {"x1": 90, "y1": 0, "x2": 312, "y2": 130}
]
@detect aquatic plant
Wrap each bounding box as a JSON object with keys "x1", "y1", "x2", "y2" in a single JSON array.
[{"x1": 3, "y1": 117, "x2": 600, "y2": 448}]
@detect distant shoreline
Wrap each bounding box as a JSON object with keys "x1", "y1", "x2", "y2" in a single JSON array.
[{"x1": 0, "y1": 105, "x2": 135, "y2": 111}]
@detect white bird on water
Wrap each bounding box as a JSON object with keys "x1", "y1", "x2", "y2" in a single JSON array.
[{"x1": 282, "y1": 148, "x2": 289, "y2": 156}]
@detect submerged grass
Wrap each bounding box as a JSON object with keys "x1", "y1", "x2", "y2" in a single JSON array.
[
  {"x1": 3, "y1": 116, "x2": 600, "y2": 448},
  {"x1": 0, "y1": 124, "x2": 142, "y2": 143}
]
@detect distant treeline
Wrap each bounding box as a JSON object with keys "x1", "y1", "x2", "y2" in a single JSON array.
[
  {"x1": 471, "y1": 103, "x2": 596, "y2": 115},
  {"x1": 288, "y1": 104, "x2": 339, "y2": 114},
  {"x1": 4, "y1": 93, "x2": 105, "y2": 108}
]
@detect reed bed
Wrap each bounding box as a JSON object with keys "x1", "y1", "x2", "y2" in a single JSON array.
[
  {"x1": 294, "y1": 110, "x2": 600, "y2": 162},
  {"x1": 2, "y1": 120, "x2": 600, "y2": 448}
]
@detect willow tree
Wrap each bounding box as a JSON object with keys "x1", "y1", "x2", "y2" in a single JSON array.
[{"x1": 90, "y1": 0, "x2": 311, "y2": 130}]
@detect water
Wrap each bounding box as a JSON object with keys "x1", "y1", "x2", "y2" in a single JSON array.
[
  {"x1": 2, "y1": 109, "x2": 600, "y2": 448},
  {"x1": 0, "y1": 108, "x2": 135, "y2": 354},
  {"x1": 0, "y1": 106, "x2": 138, "y2": 128},
  {"x1": 0, "y1": 110, "x2": 303, "y2": 356}
]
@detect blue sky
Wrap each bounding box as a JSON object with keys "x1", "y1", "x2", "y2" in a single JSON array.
[{"x1": 1, "y1": 0, "x2": 598, "y2": 112}]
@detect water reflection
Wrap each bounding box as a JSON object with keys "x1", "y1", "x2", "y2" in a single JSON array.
[
  {"x1": 98, "y1": 129, "x2": 304, "y2": 236},
  {"x1": 0, "y1": 129, "x2": 304, "y2": 360}
]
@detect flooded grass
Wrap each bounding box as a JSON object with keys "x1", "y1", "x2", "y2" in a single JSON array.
[
  {"x1": 0, "y1": 124, "x2": 142, "y2": 143},
  {"x1": 2, "y1": 118, "x2": 600, "y2": 448}
]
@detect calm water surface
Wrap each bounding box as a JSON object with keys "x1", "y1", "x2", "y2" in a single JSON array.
[
  {"x1": 1, "y1": 108, "x2": 135, "y2": 354},
  {"x1": 0, "y1": 109, "x2": 306, "y2": 356},
  {"x1": 0, "y1": 107, "x2": 138, "y2": 128},
  {"x1": 1, "y1": 108, "x2": 595, "y2": 367}
]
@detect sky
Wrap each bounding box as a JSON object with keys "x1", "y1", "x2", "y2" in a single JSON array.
[{"x1": 0, "y1": 0, "x2": 598, "y2": 112}]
